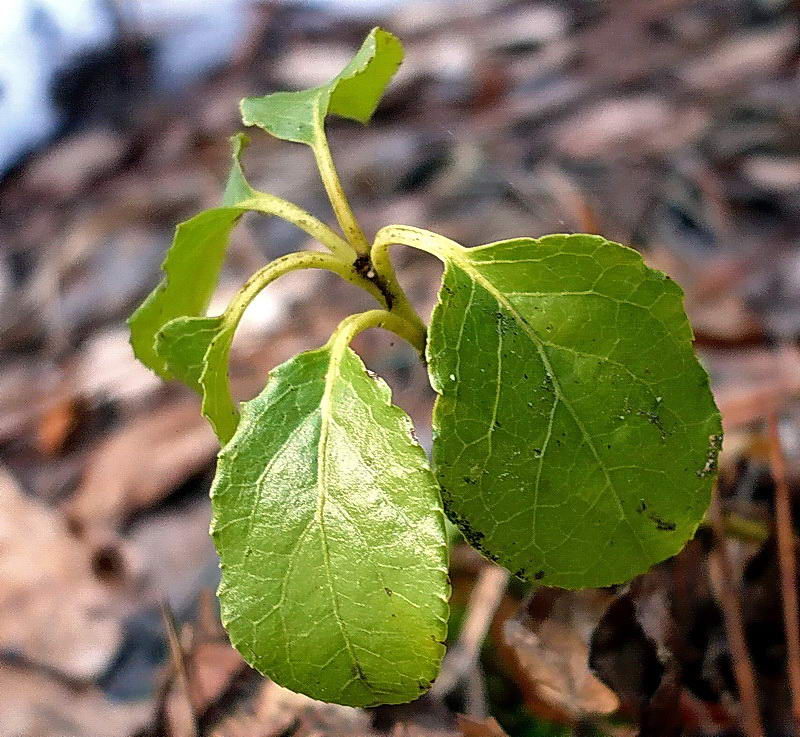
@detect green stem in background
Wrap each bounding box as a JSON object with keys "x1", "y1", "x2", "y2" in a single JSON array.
[
  {"x1": 327, "y1": 309, "x2": 426, "y2": 357},
  {"x1": 372, "y1": 224, "x2": 463, "y2": 264},
  {"x1": 234, "y1": 194, "x2": 356, "y2": 262},
  {"x1": 311, "y1": 119, "x2": 370, "y2": 256}
]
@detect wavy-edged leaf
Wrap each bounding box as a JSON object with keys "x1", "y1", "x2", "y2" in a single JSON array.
[
  {"x1": 211, "y1": 344, "x2": 449, "y2": 706},
  {"x1": 422, "y1": 232, "x2": 721, "y2": 588},
  {"x1": 129, "y1": 208, "x2": 243, "y2": 378},
  {"x1": 240, "y1": 27, "x2": 403, "y2": 146}
]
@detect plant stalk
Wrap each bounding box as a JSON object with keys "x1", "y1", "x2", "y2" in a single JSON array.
[
  {"x1": 312, "y1": 123, "x2": 370, "y2": 256},
  {"x1": 328, "y1": 308, "x2": 425, "y2": 356}
]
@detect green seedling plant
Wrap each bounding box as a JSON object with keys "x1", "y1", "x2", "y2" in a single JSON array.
[{"x1": 129, "y1": 28, "x2": 722, "y2": 708}]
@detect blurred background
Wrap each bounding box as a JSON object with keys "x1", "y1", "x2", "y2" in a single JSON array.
[{"x1": 1, "y1": 0, "x2": 800, "y2": 735}]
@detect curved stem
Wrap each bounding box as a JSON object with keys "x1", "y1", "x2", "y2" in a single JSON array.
[
  {"x1": 203, "y1": 251, "x2": 389, "y2": 442},
  {"x1": 372, "y1": 224, "x2": 464, "y2": 264},
  {"x1": 235, "y1": 193, "x2": 355, "y2": 261},
  {"x1": 369, "y1": 238, "x2": 427, "y2": 350},
  {"x1": 370, "y1": 224, "x2": 466, "y2": 355},
  {"x1": 228, "y1": 250, "x2": 383, "y2": 315},
  {"x1": 327, "y1": 309, "x2": 425, "y2": 356},
  {"x1": 311, "y1": 120, "x2": 370, "y2": 256}
]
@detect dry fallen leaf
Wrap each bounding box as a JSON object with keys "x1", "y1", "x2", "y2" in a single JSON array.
[
  {"x1": 457, "y1": 714, "x2": 510, "y2": 737},
  {"x1": 65, "y1": 400, "x2": 217, "y2": 536},
  {"x1": 36, "y1": 393, "x2": 84, "y2": 455},
  {"x1": 0, "y1": 466, "x2": 123, "y2": 680},
  {"x1": 210, "y1": 679, "x2": 373, "y2": 737},
  {"x1": 503, "y1": 588, "x2": 620, "y2": 722}
]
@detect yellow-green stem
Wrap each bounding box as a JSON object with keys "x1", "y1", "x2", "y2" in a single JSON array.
[
  {"x1": 227, "y1": 250, "x2": 382, "y2": 316},
  {"x1": 312, "y1": 120, "x2": 370, "y2": 256},
  {"x1": 327, "y1": 309, "x2": 425, "y2": 357},
  {"x1": 206, "y1": 251, "x2": 390, "y2": 442},
  {"x1": 368, "y1": 242, "x2": 427, "y2": 351},
  {"x1": 234, "y1": 193, "x2": 355, "y2": 262},
  {"x1": 372, "y1": 224, "x2": 463, "y2": 263}
]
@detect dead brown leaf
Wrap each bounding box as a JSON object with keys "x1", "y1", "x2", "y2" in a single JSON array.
[
  {"x1": 457, "y1": 714, "x2": 510, "y2": 737},
  {"x1": 210, "y1": 680, "x2": 372, "y2": 737},
  {"x1": 0, "y1": 467, "x2": 123, "y2": 680},
  {"x1": 36, "y1": 393, "x2": 84, "y2": 455},
  {"x1": 65, "y1": 400, "x2": 217, "y2": 535},
  {"x1": 503, "y1": 588, "x2": 619, "y2": 722}
]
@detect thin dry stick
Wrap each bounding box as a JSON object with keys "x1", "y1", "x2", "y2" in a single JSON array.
[
  {"x1": 767, "y1": 413, "x2": 800, "y2": 725},
  {"x1": 707, "y1": 494, "x2": 765, "y2": 737},
  {"x1": 430, "y1": 564, "x2": 510, "y2": 699},
  {"x1": 160, "y1": 599, "x2": 199, "y2": 737}
]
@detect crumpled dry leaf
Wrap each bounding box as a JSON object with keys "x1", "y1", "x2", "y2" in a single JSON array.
[
  {"x1": 0, "y1": 467, "x2": 122, "y2": 680},
  {"x1": 65, "y1": 400, "x2": 217, "y2": 536},
  {"x1": 503, "y1": 588, "x2": 619, "y2": 721},
  {"x1": 457, "y1": 714, "x2": 510, "y2": 737},
  {"x1": 210, "y1": 679, "x2": 373, "y2": 737}
]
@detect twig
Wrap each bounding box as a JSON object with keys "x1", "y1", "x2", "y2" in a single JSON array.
[
  {"x1": 160, "y1": 599, "x2": 199, "y2": 737},
  {"x1": 465, "y1": 662, "x2": 488, "y2": 718},
  {"x1": 767, "y1": 413, "x2": 800, "y2": 726},
  {"x1": 430, "y1": 564, "x2": 509, "y2": 699},
  {"x1": 707, "y1": 493, "x2": 765, "y2": 737}
]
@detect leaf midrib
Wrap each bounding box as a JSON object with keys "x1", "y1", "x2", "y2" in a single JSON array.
[{"x1": 317, "y1": 348, "x2": 377, "y2": 698}]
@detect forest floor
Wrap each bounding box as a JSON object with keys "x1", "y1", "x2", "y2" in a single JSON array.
[{"x1": 1, "y1": 1, "x2": 800, "y2": 735}]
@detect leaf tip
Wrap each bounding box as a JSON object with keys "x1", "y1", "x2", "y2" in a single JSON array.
[{"x1": 229, "y1": 132, "x2": 250, "y2": 159}]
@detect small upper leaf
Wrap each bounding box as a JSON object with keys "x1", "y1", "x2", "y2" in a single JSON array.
[
  {"x1": 130, "y1": 135, "x2": 352, "y2": 381},
  {"x1": 425, "y1": 233, "x2": 722, "y2": 588},
  {"x1": 155, "y1": 315, "x2": 224, "y2": 393},
  {"x1": 211, "y1": 343, "x2": 449, "y2": 706},
  {"x1": 240, "y1": 27, "x2": 403, "y2": 146}
]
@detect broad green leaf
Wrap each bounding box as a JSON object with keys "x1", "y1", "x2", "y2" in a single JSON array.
[
  {"x1": 240, "y1": 27, "x2": 403, "y2": 146},
  {"x1": 211, "y1": 344, "x2": 449, "y2": 706},
  {"x1": 129, "y1": 137, "x2": 352, "y2": 379},
  {"x1": 422, "y1": 231, "x2": 721, "y2": 588}
]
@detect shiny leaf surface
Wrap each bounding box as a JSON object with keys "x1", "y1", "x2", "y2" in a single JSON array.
[
  {"x1": 426, "y1": 233, "x2": 721, "y2": 588},
  {"x1": 211, "y1": 345, "x2": 449, "y2": 705}
]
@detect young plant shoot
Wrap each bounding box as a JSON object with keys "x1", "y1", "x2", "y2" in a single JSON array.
[{"x1": 129, "y1": 28, "x2": 722, "y2": 707}]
